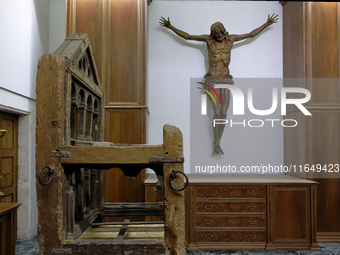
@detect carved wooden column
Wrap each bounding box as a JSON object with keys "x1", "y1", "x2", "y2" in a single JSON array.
[
  {"x1": 92, "y1": 100, "x2": 99, "y2": 141},
  {"x1": 70, "y1": 84, "x2": 78, "y2": 139},
  {"x1": 77, "y1": 91, "x2": 87, "y2": 140},
  {"x1": 74, "y1": 169, "x2": 84, "y2": 221},
  {"x1": 85, "y1": 96, "x2": 94, "y2": 140}
]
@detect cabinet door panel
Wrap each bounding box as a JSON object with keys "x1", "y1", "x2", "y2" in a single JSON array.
[{"x1": 271, "y1": 187, "x2": 310, "y2": 243}]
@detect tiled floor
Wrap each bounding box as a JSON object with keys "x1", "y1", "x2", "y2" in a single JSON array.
[
  {"x1": 16, "y1": 236, "x2": 39, "y2": 255},
  {"x1": 16, "y1": 237, "x2": 340, "y2": 255},
  {"x1": 187, "y1": 243, "x2": 340, "y2": 255}
]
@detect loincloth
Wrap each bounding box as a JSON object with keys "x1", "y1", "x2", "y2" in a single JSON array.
[{"x1": 203, "y1": 77, "x2": 234, "y2": 87}]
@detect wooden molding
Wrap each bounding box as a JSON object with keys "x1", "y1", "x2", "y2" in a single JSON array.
[
  {"x1": 66, "y1": 0, "x2": 77, "y2": 37},
  {"x1": 317, "y1": 232, "x2": 340, "y2": 242}
]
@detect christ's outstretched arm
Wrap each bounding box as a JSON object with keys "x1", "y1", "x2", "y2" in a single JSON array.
[
  {"x1": 160, "y1": 17, "x2": 208, "y2": 41},
  {"x1": 230, "y1": 13, "x2": 278, "y2": 42}
]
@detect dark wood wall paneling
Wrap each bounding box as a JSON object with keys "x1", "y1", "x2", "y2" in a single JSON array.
[
  {"x1": 67, "y1": 0, "x2": 147, "y2": 213},
  {"x1": 283, "y1": 2, "x2": 340, "y2": 240}
]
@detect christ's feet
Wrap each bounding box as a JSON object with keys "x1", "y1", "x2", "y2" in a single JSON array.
[{"x1": 213, "y1": 143, "x2": 224, "y2": 155}]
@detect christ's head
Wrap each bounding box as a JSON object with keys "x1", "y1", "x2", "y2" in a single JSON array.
[{"x1": 210, "y1": 22, "x2": 228, "y2": 42}]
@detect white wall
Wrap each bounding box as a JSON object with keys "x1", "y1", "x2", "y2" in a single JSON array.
[
  {"x1": 0, "y1": 0, "x2": 283, "y2": 239},
  {"x1": 0, "y1": 0, "x2": 50, "y2": 239},
  {"x1": 49, "y1": 0, "x2": 66, "y2": 53},
  {"x1": 0, "y1": 0, "x2": 46, "y2": 99},
  {"x1": 147, "y1": 1, "x2": 283, "y2": 173}
]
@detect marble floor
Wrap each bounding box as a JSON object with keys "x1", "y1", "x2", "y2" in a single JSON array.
[
  {"x1": 16, "y1": 236, "x2": 39, "y2": 255},
  {"x1": 16, "y1": 237, "x2": 340, "y2": 255},
  {"x1": 187, "y1": 243, "x2": 340, "y2": 255}
]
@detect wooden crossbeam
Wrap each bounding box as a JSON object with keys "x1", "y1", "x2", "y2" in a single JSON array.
[
  {"x1": 58, "y1": 145, "x2": 165, "y2": 164},
  {"x1": 92, "y1": 221, "x2": 164, "y2": 227},
  {"x1": 101, "y1": 202, "x2": 164, "y2": 217}
]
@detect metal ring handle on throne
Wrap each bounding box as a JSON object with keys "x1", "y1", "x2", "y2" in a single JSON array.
[
  {"x1": 38, "y1": 166, "x2": 54, "y2": 186},
  {"x1": 169, "y1": 170, "x2": 189, "y2": 192}
]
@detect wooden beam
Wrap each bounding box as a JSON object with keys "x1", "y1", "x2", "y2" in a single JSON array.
[
  {"x1": 101, "y1": 202, "x2": 164, "y2": 217},
  {"x1": 59, "y1": 145, "x2": 165, "y2": 164},
  {"x1": 92, "y1": 221, "x2": 164, "y2": 226},
  {"x1": 116, "y1": 218, "x2": 130, "y2": 240}
]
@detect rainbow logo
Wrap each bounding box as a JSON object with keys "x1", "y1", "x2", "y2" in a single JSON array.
[{"x1": 196, "y1": 82, "x2": 222, "y2": 106}]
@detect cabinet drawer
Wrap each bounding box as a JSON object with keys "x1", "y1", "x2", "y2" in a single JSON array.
[
  {"x1": 196, "y1": 201, "x2": 266, "y2": 213},
  {"x1": 195, "y1": 215, "x2": 266, "y2": 228},
  {"x1": 195, "y1": 230, "x2": 266, "y2": 243},
  {"x1": 195, "y1": 187, "x2": 265, "y2": 199}
]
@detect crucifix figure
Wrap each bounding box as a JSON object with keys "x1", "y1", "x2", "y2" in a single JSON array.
[{"x1": 160, "y1": 14, "x2": 279, "y2": 155}]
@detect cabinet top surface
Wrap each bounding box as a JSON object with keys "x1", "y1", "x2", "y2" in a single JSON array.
[
  {"x1": 145, "y1": 174, "x2": 317, "y2": 185},
  {"x1": 0, "y1": 203, "x2": 21, "y2": 215}
]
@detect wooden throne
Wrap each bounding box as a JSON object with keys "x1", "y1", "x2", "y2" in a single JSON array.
[{"x1": 36, "y1": 34, "x2": 187, "y2": 255}]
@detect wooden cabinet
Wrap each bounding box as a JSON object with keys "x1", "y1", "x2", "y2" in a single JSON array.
[
  {"x1": 145, "y1": 174, "x2": 319, "y2": 251},
  {"x1": 190, "y1": 185, "x2": 266, "y2": 250},
  {"x1": 0, "y1": 203, "x2": 20, "y2": 255}
]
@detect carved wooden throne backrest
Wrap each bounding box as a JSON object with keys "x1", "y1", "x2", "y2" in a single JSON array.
[
  {"x1": 54, "y1": 33, "x2": 104, "y2": 145},
  {"x1": 36, "y1": 34, "x2": 186, "y2": 255}
]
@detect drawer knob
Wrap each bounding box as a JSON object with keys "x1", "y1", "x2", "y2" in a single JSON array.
[
  {"x1": 204, "y1": 220, "x2": 213, "y2": 225},
  {"x1": 248, "y1": 235, "x2": 257, "y2": 240},
  {"x1": 248, "y1": 220, "x2": 257, "y2": 225},
  {"x1": 204, "y1": 234, "x2": 214, "y2": 240},
  {"x1": 248, "y1": 190, "x2": 257, "y2": 196},
  {"x1": 248, "y1": 205, "x2": 257, "y2": 211},
  {"x1": 204, "y1": 191, "x2": 213, "y2": 196},
  {"x1": 204, "y1": 205, "x2": 214, "y2": 211}
]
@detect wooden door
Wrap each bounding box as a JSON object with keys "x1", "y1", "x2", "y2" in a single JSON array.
[
  {"x1": 66, "y1": 0, "x2": 147, "y2": 211},
  {"x1": 0, "y1": 112, "x2": 18, "y2": 203},
  {"x1": 283, "y1": 1, "x2": 340, "y2": 240}
]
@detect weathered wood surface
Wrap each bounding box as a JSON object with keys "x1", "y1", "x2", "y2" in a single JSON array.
[
  {"x1": 60, "y1": 240, "x2": 165, "y2": 255},
  {"x1": 36, "y1": 54, "x2": 67, "y2": 255},
  {"x1": 59, "y1": 145, "x2": 165, "y2": 164},
  {"x1": 55, "y1": 33, "x2": 101, "y2": 87},
  {"x1": 101, "y1": 202, "x2": 164, "y2": 217},
  {"x1": 92, "y1": 221, "x2": 164, "y2": 226},
  {"x1": 162, "y1": 125, "x2": 186, "y2": 255}
]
